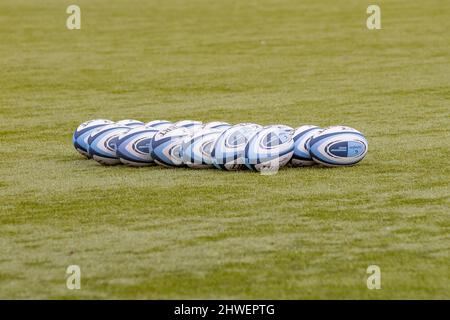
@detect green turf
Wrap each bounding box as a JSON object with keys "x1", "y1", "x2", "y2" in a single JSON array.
[{"x1": 0, "y1": 0, "x2": 449, "y2": 299}]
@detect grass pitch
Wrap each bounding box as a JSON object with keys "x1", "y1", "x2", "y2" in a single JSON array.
[{"x1": 0, "y1": 0, "x2": 449, "y2": 299}]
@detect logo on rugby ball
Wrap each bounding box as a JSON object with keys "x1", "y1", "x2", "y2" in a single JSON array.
[{"x1": 309, "y1": 126, "x2": 368, "y2": 166}]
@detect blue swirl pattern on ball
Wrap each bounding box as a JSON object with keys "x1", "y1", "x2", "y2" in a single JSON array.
[
  {"x1": 151, "y1": 126, "x2": 192, "y2": 167},
  {"x1": 211, "y1": 123, "x2": 262, "y2": 171},
  {"x1": 291, "y1": 125, "x2": 323, "y2": 166},
  {"x1": 73, "y1": 119, "x2": 114, "y2": 158},
  {"x1": 116, "y1": 126, "x2": 160, "y2": 166},
  {"x1": 181, "y1": 128, "x2": 227, "y2": 169},
  {"x1": 244, "y1": 125, "x2": 294, "y2": 172},
  {"x1": 87, "y1": 124, "x2": 131, "y2": 165}
]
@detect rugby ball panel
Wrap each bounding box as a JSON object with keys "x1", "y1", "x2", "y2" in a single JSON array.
[
  {"x1": 251, "y1": 153, "x2": 294, "y2": 172},
  {"x1": 116, "y1": 119, "x2": 145, "y2": 128},
  {"x1": 211, "y1": 123, "x2": 262, "y2": 171},
  {"x1": 291, "y1": 125, "x2": 322, "y2": 166},
  {"x1": 203, "y1": 121, "x2": 232, "y2": 130},
  {"x1": 145, "y1": 120, "x2": 173, "y2": 129},
  {"x1": 116, "y1": 126, "x2": 159, "y2": 166},
  {"x1": 244, "y1": 125, "x2": 295, "y2": 171},
  {"x1": 174, "y1": 120, "x2": 203, "y2": 134},
  {"x1": 181, "y1": 128, "x2": 224, "y2": 168},
  {"x1": 88, "y1": 124, "x2": 131, "y2": 165},
  {"x1": 73, "y1": 119, "x2": 114, "y2": 157},
  {"x1": 151, "y1": 126, "x2": 192, "y2": 167}
]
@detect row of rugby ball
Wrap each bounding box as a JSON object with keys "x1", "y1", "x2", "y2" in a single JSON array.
[{"x1": 73, "y1": 119, "x2": 368, "y2": 171}]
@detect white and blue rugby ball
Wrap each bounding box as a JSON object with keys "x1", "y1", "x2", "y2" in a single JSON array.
[
  {"x1": 87, "y1": 124, "x2": 131, "y2": 165},
  {"x1": 73, "y1": 119, "x2": 114, "y2": 158},
  {"x1": 116, "y1": 119, "x2": 144, "y2": 128},
  {"x1": 245, "y1": 125, "x2": 295, "y2": 172},
  {"x1": 151, "y1": 126, "x2": 192, "y2": 167},
  {"x1": 181, "y1": 128, "x2": 226, "y2": 169},
  {"x1": 145, "y1": 120, "x2": 173, "y2": 129},
  {"x1": 211, "y1": 123, "x2": 262, "y2": 171},
  {"x1": 309, "y1": 126, "x2": 368, "y2": 167},
  {"x1": 116, "y1": 126, "x2": 160, "y2": 166},
  {"x1": 291, "y1": 125, "x2": 323, "y2": 166}
]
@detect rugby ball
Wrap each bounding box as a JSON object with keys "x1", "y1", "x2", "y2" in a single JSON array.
[
  {"x1": 181, "y1": 128, "x2": 226, "y2": 169},
  {"x1": 291, "y1": 125, "x2": 323, "y2": 166},
  {"x1": 203, "y1": 121, "x2": 232, "y2": 130},
  {"x1": 309, "y1": 126, "x2": 368, "y2": 167},
  {"x1": 73, "y1": 119, "x2": 114, "y2": 158},
  {"x1": 116, "y1": 126, "x2": 160, "y2": 166},
  {"x1": 174, "y1": 120, "x2": 203, "y2": 133},
  {"x1": 151, "y1": 126, "x2": 192, "y2": 167},
  {"x1": 145, "y1": 120, "x2": 172, "y2": 129},
  {"x1": 245, "y1": 125, "x2": 295, "y2": 172},
  {"x1": 211, "y1": 123, "x2": 262, "y2": 171},
  {"x1": 116, "y1": 119, "x2": 144, "y2": 128},
  {"x1": 87, "y1": 124, "x2": 131, "y2": 165}
]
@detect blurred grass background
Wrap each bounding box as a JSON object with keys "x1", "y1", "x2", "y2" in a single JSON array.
[{"x1": 0, "y1": 0, "x2": 449, "y2": 298}]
